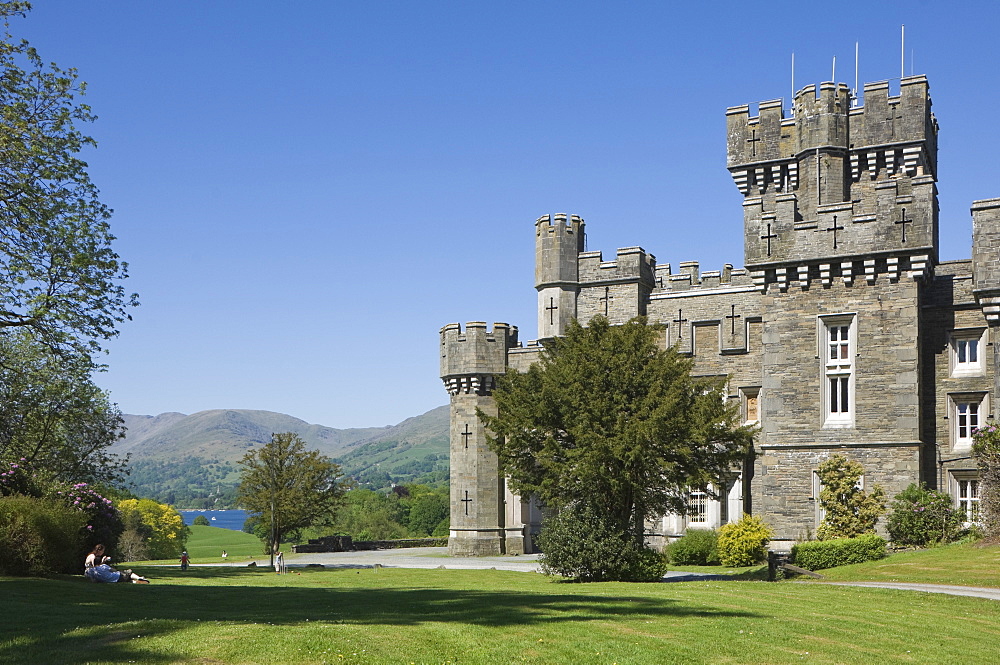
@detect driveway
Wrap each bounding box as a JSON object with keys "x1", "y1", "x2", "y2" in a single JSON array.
[{"x1": 212, "y1": 546, "x2": 726, "y2": 580}]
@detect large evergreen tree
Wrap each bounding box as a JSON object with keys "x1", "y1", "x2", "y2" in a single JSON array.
[{"x1": 480, "y1": 316, "x2": 754, "y2": 542}]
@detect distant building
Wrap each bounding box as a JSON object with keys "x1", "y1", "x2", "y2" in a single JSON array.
[{"x1": 440, "y1": 75, "x2": 999, "y2": 555}]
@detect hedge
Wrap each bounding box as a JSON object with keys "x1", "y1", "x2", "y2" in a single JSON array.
[
  {"x1": 791, "y1": 534, "x2": 887, "y2": 571},
  {"x1": 0, "y1": 495, "x2": 88, "y2": 575}
]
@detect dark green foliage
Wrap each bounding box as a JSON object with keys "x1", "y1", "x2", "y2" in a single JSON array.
[
  {"x1": 717, "y1": 514, "x2": 773, "y2": 566},
  {"x1": 666, "y1": 529, "x2": 719, "y2": 565},
  {"x1": 0, "y1": 494, "x2": 87, "y2": 575},
  {"x1": 481, "y1": 316, "x2": 754, "y2": 543},
  {"x1": 406, "y1": 491, "x2": 448, "y2": 536},
  {"x1": 816, "y1": 455, "x2": 886, "y2": 540},
  {"x1": 537, "y1": 504, "x2": 668, "y2": 582},
  {"x1": 886, "y1": 483, "x2": 965, "y2": 547},
  {"x1": 791, "y1": 534, "x2": 887, "y2": 571},
  {"x1": 192, "y1": 515, "x2": 211, "y2": 527}
]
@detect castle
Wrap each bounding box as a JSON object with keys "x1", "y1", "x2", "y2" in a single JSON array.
[{"x1": 440, "y1": 74, "x2": 1000, "y2": 555}]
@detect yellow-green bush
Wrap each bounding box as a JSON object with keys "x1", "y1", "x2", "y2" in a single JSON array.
[
  {"x1": 0, "y1": 495, "x2": 88, "y2": 575},
  {"x1": 717, "y1": 514, "x2": 773, "y2": 566}
]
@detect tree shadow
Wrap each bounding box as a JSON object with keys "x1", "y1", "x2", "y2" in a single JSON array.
[{"x1": 1, "y1": 569, "x2": 762, "y2": 664}]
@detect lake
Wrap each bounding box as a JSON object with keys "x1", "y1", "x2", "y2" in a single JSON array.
[{"x1": 179, "y1": 509, "x2": 249, "y2": 532}]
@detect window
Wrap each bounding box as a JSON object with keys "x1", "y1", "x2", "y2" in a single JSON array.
[
  {"x1": 955, "y1": 477, "x2": 981, "y2": 524},
  {"x1": 951, "y1": 330, "x2": 985, "y2": 377},
  {"x1": 950, "y1": 394, "x2": 986, "y2": 451},
  {"x1": 741, "y1": 388, "x2": 760, "y2": 424},
  {"x1": 687, "y1": 489, "x2": 707, "y2": 525},
  {"x1": 820, "y1": 315, "x2": 856, "y2": 427}
]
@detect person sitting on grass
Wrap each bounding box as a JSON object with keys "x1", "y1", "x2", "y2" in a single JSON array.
[{"x1": 84, "y1": 543, "x2": 150, "y2": 584}]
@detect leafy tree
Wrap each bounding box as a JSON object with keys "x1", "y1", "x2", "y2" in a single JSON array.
[
  {"x1": 331, "y1": 489, "x2": 407, "y2": 541},
  {"x1": 117, "y1": 498, "x2": 187, "y2": 559},
  {"x1": 480, "y1": 316, "x2": 754, "y2": 543},
  {"x1": 0, "y1": 331, "x2": 126, "y2": 485},
  {"x1": 406, "y1": 489, "x2": 448, "y2": 536},
  {"x1": 0, "y1": 3, "x2": 137, "y2": 360},
  {"x1": 192, "y1": 514, "x2": 211, "y2": 526},
  {"x1": 238, "y1": 432, "x2": 349, "y2": 564},
  {"x1": 816, "y1": 455, "x2": 886, "y2": 540}
]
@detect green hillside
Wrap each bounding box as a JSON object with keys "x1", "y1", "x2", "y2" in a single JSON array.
[{"x1": 118, "y1": 406, "x2": 449, "y2": 506}]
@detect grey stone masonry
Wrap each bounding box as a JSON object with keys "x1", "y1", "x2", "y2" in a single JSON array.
[
  {"x1": 729, "y1": 77, "x2": 938, "y2": 288},
  {"x1": 439, "y1": 74, "x2": 998, "y2": 554}
]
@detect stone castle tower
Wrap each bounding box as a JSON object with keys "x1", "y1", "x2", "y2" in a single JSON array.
[{"x1": 440, "y1": 74, "x2": 1000, "y2": 553}]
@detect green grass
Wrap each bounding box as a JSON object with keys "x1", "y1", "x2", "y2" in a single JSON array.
[
  {"x1": 3, "y1": 564, "x2": 999, "y2": 664},
  {"x1": 805, "y1": 541, "x2": 1000, "y2": 587}
]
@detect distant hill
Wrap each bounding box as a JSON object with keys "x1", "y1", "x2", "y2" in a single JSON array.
[{"x1": 114, "y1": 406, "x2": 449, "y2": 508}]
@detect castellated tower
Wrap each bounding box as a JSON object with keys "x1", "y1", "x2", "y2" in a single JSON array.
[
  {"x1": 440, "y1": 321, "x2": 520, "y2": 556},
  {"x1": 536, "y1": 213, "x2": 585, "y2": 338}
]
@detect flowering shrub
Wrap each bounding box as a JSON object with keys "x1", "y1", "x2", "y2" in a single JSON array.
[
  {"x1": 0, "y1": 458, "x2": 122, "y2": 559},
  {"x1": 886, "y1": 483, "x2": 964, "y2": 547},
  {"x1": 972, "y1": 423, "x2": 1000, "y2": 540}
]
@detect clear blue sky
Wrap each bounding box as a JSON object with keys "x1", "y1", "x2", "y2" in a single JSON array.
[{"x1": 17, "y1": 2, "x2": 1000, "y2": 428}]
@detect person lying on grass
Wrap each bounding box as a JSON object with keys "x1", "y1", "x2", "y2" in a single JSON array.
[{"x1": 84, "y1": 543, "x2": 150, "y2": 584}]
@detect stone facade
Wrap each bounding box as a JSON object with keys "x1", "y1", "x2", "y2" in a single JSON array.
[{"x1": 440, "y1": 75, "x2": 1000, "y2": 554}]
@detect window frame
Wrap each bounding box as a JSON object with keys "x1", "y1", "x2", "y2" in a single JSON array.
[
  {"x1": 949, "y1": 393, "x2": 988, "y2": 452},
  {"x1": 818, "y1": 314, "x2": 857, "y2": 428},
  {"x1": 950, "y1": 329, "x2": 986, "y2": 377},
  {"x1": 949, "y1": 472, "x2": 982, "y2": 525}
]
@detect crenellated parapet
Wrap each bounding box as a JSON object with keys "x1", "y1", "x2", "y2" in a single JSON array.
[
  {"x1": 440, "y1": 322, "x2": 518, "y2": 394},
  {"x1": 578, "y1": 246, "x2": 656, "y2": 285},
  {"x1": 650, "y1": 262, "x2": 752, "y2": 293},
  {"x1": 536, "y1": 213, "x2": 585, "y2": 338},
  {"x1": 972, "y1": 198, "x2": 1000, "y2": 324},
  {"x1": 729, "y1": 76, "x2": 939, "y2": 285}
]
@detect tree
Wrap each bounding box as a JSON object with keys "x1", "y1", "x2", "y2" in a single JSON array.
[
  {"x1": 816, "y1": 455, "x2": 886, "y2": 540},
  {"x1": 0, "y1": 3, "x2": 137, "y2": 360},
  {"x1": 237, "y1": 432, "x2": 349, "y2": 564},
  {"x1": 0, "y1": 330, "x2": 127, "y2": 485},
  {"x1": 192, "y1": 515, "x2": 211, "y2": 527},
  {"x1": 480, "y1": 316, "x2": 754, "y2": 544}
]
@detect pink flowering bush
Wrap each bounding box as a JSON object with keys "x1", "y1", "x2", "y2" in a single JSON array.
[
  {"x1": 0, "y1": 459, "x2": 123, "y2": 567},
  {"x1": 973, "y1": 423, "x2": 1000, "y2": 540},
  {"x1": 886, "y1": 483, "x2": 964, "y2": 546}
]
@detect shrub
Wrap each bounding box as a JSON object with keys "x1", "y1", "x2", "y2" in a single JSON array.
[
  {"x1": 886, "y1": 483, "x2": 964, "y2": 547},
  {"x1": 666, "y1": 529, "x2": 719, "y2": 565},
  {"x1": 717, "y1": 514, "x2": 773, "y2": 566},
  {"x1": 973, "y1": 423, "x2": 1000, "y2": 540},
  {"x1": 0, "y1": 495, "x2": 88, "y2": 575},
  {"x1": 537, "y1": 504, "x2": 667, "y2": 582},
  {"x1": 791, "y1": 534, "x2": 887, "y2": 571},
  {"x1": 193, "y1": 515, "x2": 211, "y2": 527},
  {"x1": 816, "y1": 455, "x2": 886, "y2": 540}
]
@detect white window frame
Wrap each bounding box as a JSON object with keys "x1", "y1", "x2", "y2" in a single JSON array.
[
  {"x1": 687, "y1": 488, "x2": 708, "y2": 526},
  {"x1": 819, "y1": 314, "x2": 856, "y2": 428},
  {"x1": 950, "y1": 329, "x2": 986, "y2": 377},
  {"x1": 950, "y1": 472, "x2": 981, "y2": 525},
  {"x1": 950, "y1": 393, "x2": 987, "y2": 452}
]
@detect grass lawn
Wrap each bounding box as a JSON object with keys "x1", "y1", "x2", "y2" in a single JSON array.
[
  {"x1": 804, "y1": 541, "x2": 1000, "y2": 587},
  {"x1": 135, "y1": 525, "x2": 265, "y2": 566},
  {"x1": 3, "y1": 565, "x2": 999, "y2": 664}
]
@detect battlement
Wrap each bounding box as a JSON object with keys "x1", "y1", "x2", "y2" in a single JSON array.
[
  {"x1": 578, "y1": 246, "x2": 656, "y2": 284},
  {"x1": 440, "y1": 321, "x2": 518, "y2": 380},
  {"x1": 651, "y1": 262, "x2": 749, "y2": 292},
  {"x1": 727, "y1": 76, "x2": 935, "y2": 177},
  {"x1": 535, "y1": 213, "x2": 584, "y2": 237}
]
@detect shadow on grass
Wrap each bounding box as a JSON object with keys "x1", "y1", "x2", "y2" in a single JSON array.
[{"x1": 1, "y1": 568, "x2": 762, "y2": 664}]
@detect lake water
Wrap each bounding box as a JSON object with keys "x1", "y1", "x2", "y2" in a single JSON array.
[{"x1": 179, "y1": 509, "x2": 249, "y2": 532}]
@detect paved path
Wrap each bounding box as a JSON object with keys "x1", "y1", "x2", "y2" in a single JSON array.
[
  {"x1": 194, "y1": 548, "x2": 1000, "y2": 596},
  {"x1": 817, "y1": 581, "x2": 1000, "y2": 601},
  {"x1": 205, "y1": 547, "x2": 724, "y2": 581}
]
